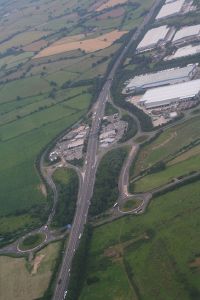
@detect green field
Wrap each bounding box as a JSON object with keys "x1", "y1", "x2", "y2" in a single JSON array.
[
  {"x1": 132, "y1": 151, "x2": 200, "y2": 192},
  {"x1": 0, "y1": 241, "x2": 62, "y2": 300},
  {"x1": 80, "y1": 180, "x2": 200, "y2": 300},
  {"x1": 0, "y1": 52, "x2": 33, "y2": 70},
  {"x1": 0, "y1": 76, "x2": 51, "y2": 104},
  {"x1": 0, "y1": 78, "x2": 92, "y2": 226},
  {"x1": 0, "y1": 214, "x2": 41, "y2": 235},
  {"x1": 0, "y1": 83, "x2": 92, "y2": 245},
  {"x1": 0, "y1": 31, "x2": 48, "y2": 52},
  {"x1": 0, "y1": 94, "x2": 90, "y2": 214},
  {"x1": 132, "y1": 116, "x2": 200, "y2": 176}
]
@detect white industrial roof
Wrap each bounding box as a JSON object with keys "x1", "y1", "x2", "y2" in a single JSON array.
[
  {"x1": 137, "y1": 26, "x2": 170, "y2": 49},
  {"x1": 173, "y1": 24, "x2": 200, "y2": 42},
  {"x1": 156, "y1": 0, "x2": 185, "y2": 19},
  {"x1": 126, "y1": 64, "x2": 196, "y2": 89},
  {"x1": 140, "y1": 79, "x2": 200, "y2": 104},
  {"x1": 165, "y1": 0, "x2": 176, "y2": 3},
  {"x1": 167, "y1": 44, "x2": 200, "y2": 60}
]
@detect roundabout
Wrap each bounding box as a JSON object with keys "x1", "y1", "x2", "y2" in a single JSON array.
[
  {"x1": 18, "y1": 233, "x2": 46, "y2": 252},
  {"x1": 119, "y1": 198, "x2": 143, "y2": 213}
]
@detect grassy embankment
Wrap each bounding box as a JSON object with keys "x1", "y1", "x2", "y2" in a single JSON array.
[
  {"x1": 89, "y1": 147, "x2": 129, "y2": 217},
  {"x1": 130, "y1": 116, "x2": 200, "y2": 192},
  {"x1": 52, "y1": 167, "x2": 79, "y2": 228}
]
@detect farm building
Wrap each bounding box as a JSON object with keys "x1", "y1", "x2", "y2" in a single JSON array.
[
  {"x1": 136, "y1": 26, "x2": 174, "y2": 53},
  {"x1": 172, "y1": 24, "x2": 200, "y2": 45},
  {"x1": 139, "y1": 79, "x2": 200, "y2": 109},
  {"x1": 166, "y1": 44, "x2": 200, "y2": 60},
  {"x1": 156, "y1": 0, "x2": 185, "y2": 20},
  {"x1": 123, "y1": 64, "x2": 198, "y2": 94}
]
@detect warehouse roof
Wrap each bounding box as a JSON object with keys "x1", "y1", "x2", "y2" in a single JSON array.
[
  {"x1": 167, "y1": 44, "x2": 200, "y2": 60},
  {"x1": 126, "y1": 65, "x2": 196, "y2": 90},
  {"x1": 165, "y1": 0, "x2": 176, "y2": 3},
  {"x1": 140, "y1": 79, "x2": 200, "y2": 104},
  {"x1": 137, "y1": 26, "x2": 170, "y2": 50},
  {"x1": 156, "y1": 0, "x2": 185, "y2": 19},
  {"x1": 173, "y1": 24, "x2": 200, "y2": 42}
]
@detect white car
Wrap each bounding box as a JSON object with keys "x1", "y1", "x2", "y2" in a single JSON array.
[{"x1": 64, "y1": 290, "x2": 68, "y2": 298}]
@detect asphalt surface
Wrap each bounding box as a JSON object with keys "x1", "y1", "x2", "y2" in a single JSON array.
[
  {"x1": 52, "y1": 1, "x2": 163, "y2": 299},
  {"x1": 118, "y1": 144, "x2": 139, "y2": 199}
]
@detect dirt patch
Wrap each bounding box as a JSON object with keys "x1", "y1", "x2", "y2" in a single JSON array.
[
  {"x1": 31, "y1": 254, "x2": 45, "y2": 275},
  {"x1": 190, "y1": 257, "x2": 200, "y2": 268},
  {"x1": 104, "y1": 245, "x2": 123, "y2": 260},
  {"x1": 97, "y1": 7, "x2": 125, "y2": 19},
  {"x1": 39, "y1": 184, "x2": 47, "y2": 197},
  {"x1": 152, "y1": 132, "x2": 177, "y2": 150},
  {"x1": 104, "y1": 235, "x2": 148, "y2": 261},
  {"x1": 96, "y1": 0, "x2": 128, "y2": 11},
  {"x1": 23, "y1": 39, "x2": 48, "y2": 52},
  {"x1": 34, "y1": 30, "x2": 127, "y2": 58}
]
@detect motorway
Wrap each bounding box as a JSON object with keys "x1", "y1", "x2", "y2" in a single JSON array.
[{"x1": 52, "y1": 0, "x2": 163, "y2": 299}]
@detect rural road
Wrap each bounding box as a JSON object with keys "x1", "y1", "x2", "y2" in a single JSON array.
[{"x1": 118, "y1": 144, "x2": 139, "y2": 199}]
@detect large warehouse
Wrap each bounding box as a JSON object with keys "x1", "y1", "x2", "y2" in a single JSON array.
[
  {"x1": 136, "y1": 25, "x2": 173, "y2": 53},
  {"x1": 124, "y1": 64, "x2": 198, "y2": 93},
  {"x1": 166, "y1": 44, "x2": 200, "y2": 60},
  {"x1": 156, "y1": 0, "x2": 185, "y2": 20},
  {"x1": 172, "y1": 24, "x2": 200, "y2": 45},
  {"x1": 139, "y1": 79, "x2": 200, "y2": 109}
]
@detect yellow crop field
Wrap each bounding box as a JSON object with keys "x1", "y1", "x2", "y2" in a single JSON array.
[{"x1": 34, "y1": 30, "x2": 127, "y2": 58}]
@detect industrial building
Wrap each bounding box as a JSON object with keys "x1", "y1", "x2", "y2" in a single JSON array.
[
  {"x1": 166, "y1": 44, "x2": 200, "y2": 60},
  {"x1": 156, "y1": 0, "x2": 185, "y2": 20},
  {"x1": 123, "y1": 64, "x2": 198, "y2": 94},
  {"x1": 136, "y1": 26, "x2": 174, "y2": 53},
  {"x1": 139, "y1": 79, "x2": 200, "y2": 109},
  {"x1": 172, "y1": 24, "x2": 200, "y2": 45}
]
